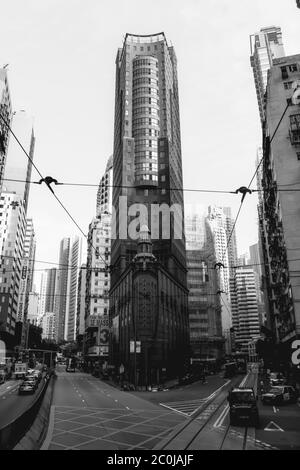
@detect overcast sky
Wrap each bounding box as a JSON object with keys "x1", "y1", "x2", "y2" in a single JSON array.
[{"x1": 0, "y1": 0, "x2": 299, "y2": 289}]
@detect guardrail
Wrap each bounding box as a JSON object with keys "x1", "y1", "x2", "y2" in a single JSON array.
[{"x1": 0, "y1": 371, "x2": 54, "y2": 450}]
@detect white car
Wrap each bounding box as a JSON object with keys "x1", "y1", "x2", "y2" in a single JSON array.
[{"x1": 262, "y1": 385, "x2": 298, "y2": 405}]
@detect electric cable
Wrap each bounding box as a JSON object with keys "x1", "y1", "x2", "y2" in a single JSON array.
[{"x1": 0, "y1": 112, "x2": 109, "y2": 268}]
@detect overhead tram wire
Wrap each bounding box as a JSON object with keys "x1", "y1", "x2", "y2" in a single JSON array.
[
  {"x1": 0, "y1": 113, "x2": 109, "y2": 269},
  {"x1": 4, "y1": 176, "x2": 300, "y2": 193},
  {"x1": 220, "y1": 100, "x2": 292, "y2": 265},
  {"x1": 0, "y1": 99, "x2": 294, "y2": 272},
  {"x1": 2, "y1": 252, "x2": 300, "y2": 275},
  {"x1": 2, "y1": 177, "x2": 252, "y2": 195}
]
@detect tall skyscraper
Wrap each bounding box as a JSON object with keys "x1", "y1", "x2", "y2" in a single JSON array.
[
  {"x1": 45, "y1": 268, "x2": 57, "y2": 314},
  {"x1": 249, "y1": 243, "x2": 262, "y2": 278},
  {"x1": 250, "y1": 26, "x2": 285, "y2": 123},
  {"x1": 111, "y1": 32, "x2": 186, "y2": 288},
  {"x1": 54, "y1": 237, "x2": 82, "y2": 342},
  {"x1": 84, "y1": 155, "x2": 113, "y2": 359},
  {"x1": 17, "y1": 218, "x2": 36, "y2": 324},
  {"x1": 76, "y1": 264, "x2": 86, "y2": 344},
  {"x1": 230, "y1": 268, "x2": 261, "y2": 354},
  {"x1": 38, "y1": 271, "x2": 48, "y2": 319},
  {"x1": 96, "y1": 155, "x2": 113, "y2": 217},
  {"x1": 109, "y1": 33, "x2": 189, "y2": 384},
  {"x1": 65, "y1": 236, "x2": 82, "y2": 342},
  {"x1": 221, "y1": 207, "x2": 238, "y2": 276},
  {"x1": 41, "y1": 312, "x2": 55, "y2": 341},
  {"x1": 54, "y1": 238, "x2": 70, "y2": 342},
  {"x1": 0, "y1": 194, "x2": 26, "y2": 345},
  {"x1": 207, "y1": 207, "x2": 231, "y2": 335},
  {"x1": 3, "y1": 111, "x2": 35, "y2": 213},
  {"x1": 185, "y1": 213, "x2": 223, "y2": 360},
  {"x1": 84, "y1": 215, "x2": 111, "y2": 357},
  {"x1": 260, "y1": 54, "x2": 300, "y2": 345},
  {"x1": 0, "y1": 67, "x2": 12, "y2": 194}
]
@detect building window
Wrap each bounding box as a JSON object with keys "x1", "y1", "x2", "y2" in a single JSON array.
[
  {"x1": 284, "y1": 81, "x2": 293, "y2": 90},
  {"x1": 297, "y1": 152, "x2": 300, "y2": 160},
  {"x1": 281, "y1": 66, "x2": 288, "y2": 80},
  {"x1": 289, "y1": 64, "x2": 298, "y2": 72}
]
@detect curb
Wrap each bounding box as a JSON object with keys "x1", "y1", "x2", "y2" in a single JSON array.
[{"x1": 13, "y1": 375, "x2": 55, "y2": 450}]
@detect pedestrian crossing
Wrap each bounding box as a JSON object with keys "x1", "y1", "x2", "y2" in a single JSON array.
[{"x1": 159, "y1": 398, "x2": 208, "y2": 416}]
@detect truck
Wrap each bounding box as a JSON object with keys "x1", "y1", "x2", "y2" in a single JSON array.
[
  {"x1": 228, "y1": 387, "x2": 260, "y2": 427},
  {"x1": 14, "y1": 362, "x2": 28, "y2": 379}
]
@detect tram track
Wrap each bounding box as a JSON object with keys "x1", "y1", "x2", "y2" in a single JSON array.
[{"x1": 158, "y1": 369, "x2": 257, "y2": 451}]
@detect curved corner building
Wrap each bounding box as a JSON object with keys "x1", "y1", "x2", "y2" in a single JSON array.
[{"x1": 111, "y1": 33, "x2": 186, "y2": 288}]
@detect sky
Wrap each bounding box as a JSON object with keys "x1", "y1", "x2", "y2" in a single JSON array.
[{"x1": 0, "y1": 0, "x2": 299, "y2": 290}]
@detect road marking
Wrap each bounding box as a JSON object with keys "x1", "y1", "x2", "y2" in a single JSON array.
[
  {"x1": 126, "y1": 406, "x2": 130, "y2": 410},
  {"x1": 273, "y1": 406, "x2": 277, "y2": 413},
  {"x1": 159, "y1": 380, "x2": 231, "y2": 416},
  {"x1": 264, "y1": 420, "x2": 284, "y2": 432},
  {"x1": 214, "y1": 404, "x2": 229, "y2": 428},
  {"x1": 114, "y1": 399, "x2": 118, "y2": 402},
  {"x1": 159, "y1": 404, "x2": 189, "y2": 416},
  {"x1": 2, "y1": 396, "x2": 6, "y2": 399}
]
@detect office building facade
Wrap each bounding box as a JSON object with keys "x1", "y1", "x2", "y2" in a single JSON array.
[
  {"x1": 110, "y1": 226, "x2": 189, "y2": 385},
  {"x1": 185, "y1": 213, "x2": 224, "y2": 360},
  {"x1": 260, "y1": 54, "x2": 300, "y2": 346},
  {"x1": 111, "y1": 32, "x2": 186, "y2": 287},
  {"x1": 250, "y1": 26, "x2": 285, "y2": 123},
  {"x1": 0, "y1": 194, "x2": 26, "y2": 346},
  {"x1": 0, "y1": 68, "x2": 12, "y2": 194},
  {"x1": 110, "y1": 32, "x2": 189, "y2": 381},
  {"x1": 230, "y1": 268, "x2": 261, "y2": 354},
  {"x1": 54, "y1": 238, "x2": 71, "y2": 342},
  {"x1": 17, "y1": 218, "x2": 36, "y2": 324},
  {"x1": 2, "y1": 110, "x2": 35, "y2": 213}
]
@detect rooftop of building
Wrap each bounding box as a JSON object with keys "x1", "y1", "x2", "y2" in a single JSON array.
[
  {"x1": 273, "y1": 53, "x2": 300, "y2": 65},
  {"x1": 124, "y1": 32, "x2": 167, "y2": 44}
]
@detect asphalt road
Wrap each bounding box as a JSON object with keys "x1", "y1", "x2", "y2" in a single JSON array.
[
  {"x1": 255, "y1": 398, "x2": 300, "y2": 449},
  {"x1": 27, "y1": 366, "x2": 300, "y2": 450},
  {"x1": 43, "y1": 367, "x2": 189, "y2": 450},
  {"x1": 0, "y1": 377, "x2": 45, "y2": 429}
]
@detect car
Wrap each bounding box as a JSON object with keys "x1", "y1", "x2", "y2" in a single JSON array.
[
  {"x1": 262, "y1": 386, "x2": 298, "y2": 405},
  {"x1": 24, "y1": 377, "x2": 38, "y2": 389},
  {"x1": 66, "y1": 367, "x2": 75, "y2": 372},
  {"x1": 26, "y1": 373, "x2": 39, "y2": 384},
  {"x1": 269, "y1": 372, "x2": 286, "y2": 386},
  {"x1": 18, "y1": 381, "x2": 35, "y2": 395},
  {"x1": 32, "y1": 371, "x2": 42, "y2": 383},
  {"x1": 228, "y1": 387, "x2": 260, "y2": 427}
]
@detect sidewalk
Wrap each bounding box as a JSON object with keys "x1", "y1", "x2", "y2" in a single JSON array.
[{"x1": 82, "y1": 372, "x2": 179, "y2": 393}]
